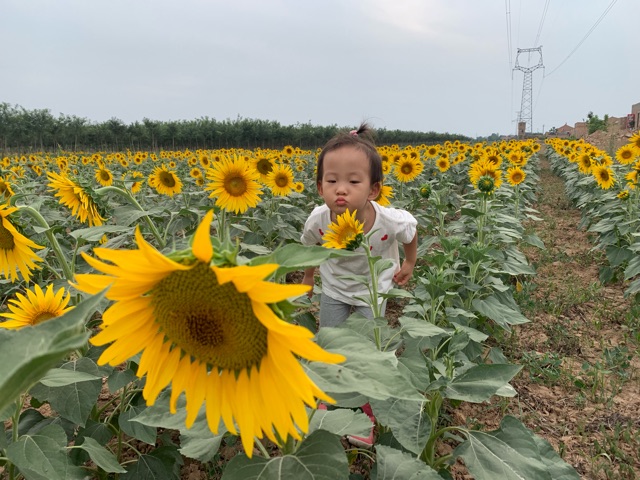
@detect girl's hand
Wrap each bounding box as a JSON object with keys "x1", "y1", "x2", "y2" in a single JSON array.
[{"x1": 393, "y1": 261, "x2": 414, "y2": 286}]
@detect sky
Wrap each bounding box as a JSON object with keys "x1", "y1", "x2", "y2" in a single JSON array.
[{"x1": 2, "y1": 0, "x2": 638, "y2": 139}]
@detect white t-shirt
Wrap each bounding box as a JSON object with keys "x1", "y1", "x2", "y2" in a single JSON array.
[{"x1": 300, "y1": 202, "x2": 417, "y2": 307}]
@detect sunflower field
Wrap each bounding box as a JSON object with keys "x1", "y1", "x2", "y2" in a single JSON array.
[{"x1": 0, "y1": 135, "x2": 638, "y2": 479}]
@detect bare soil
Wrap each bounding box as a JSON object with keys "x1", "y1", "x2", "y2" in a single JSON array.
[{"x1": 451, "y1": 156, "x2": 640, "y2": 479}]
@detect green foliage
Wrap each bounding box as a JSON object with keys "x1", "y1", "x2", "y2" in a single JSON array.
[{"x1": 586, "y1": 111, "x2": 609, "y2": 134}]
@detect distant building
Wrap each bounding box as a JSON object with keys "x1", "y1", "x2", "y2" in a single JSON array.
[
  {"x1": 555, "y1": 123, "x2": 574, "y2": 137},
  {"x1": 632, "y1": 102, "x2": 640, "y2": 130},
  {"x1": 574, "y1": 122, "x2": 587, "y2": 138}
]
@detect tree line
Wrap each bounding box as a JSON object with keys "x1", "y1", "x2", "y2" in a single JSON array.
[{"x1": 0, "y1": 103, "x2": 470, "y2": 153}]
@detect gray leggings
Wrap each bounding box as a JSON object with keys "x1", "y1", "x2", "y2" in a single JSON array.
[{"x1": 319, "y1": 293, "x2": 387, "y2": 328}]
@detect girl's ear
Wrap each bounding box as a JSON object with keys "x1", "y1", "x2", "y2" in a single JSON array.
[
  {"x1": 317, "y1": 181, "x2": 323, "y2": 195},
  {"x1": 368, "y1": 182, "x2": 381, "y2": 200}
]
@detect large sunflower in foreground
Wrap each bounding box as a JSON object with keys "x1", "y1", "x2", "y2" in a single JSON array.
[
  {"x1": 150, "y1": 164, "x2": 183, "y2": 197},
  {"x1": 47, "y1": 171, "x2": 105, "y2": 227},
  {"x1": 592, "y1": 164, "x2": 615, "y2": 189},
  {"x1": 0, "y1": 283, "x2": 73, "y2": 329},
  {"x1": 266, "y1": 163, "x2": 295, "y2": 196},
  {"x1": 73, "y1": 211, "x2": 343, "y2": 456},
  {"x1": 322, "y1": 209, "x2": 364, "y2": 251},
  {"x1": 0, "y1": 204, "x2": 43, "y2": 283},
  {"x1": 205, "y1": 156, "x2": 263, "y2": 213}
]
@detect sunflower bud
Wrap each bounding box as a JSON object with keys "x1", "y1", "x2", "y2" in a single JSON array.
[
  {"x1": 419, "y1": 183, "x2": 431, "y2": 199},
  {"x1": 477, "y1": 175, "x2": 495, "y2": 195}
]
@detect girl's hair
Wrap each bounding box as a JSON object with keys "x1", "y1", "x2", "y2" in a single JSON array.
[{"x1": 316, "y1": 122, "x2": 383, "y2": 186}]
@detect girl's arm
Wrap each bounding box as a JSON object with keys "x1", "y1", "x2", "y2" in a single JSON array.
[{"x1": 393, "y1": 232, "x2": 417, "y2": 286}]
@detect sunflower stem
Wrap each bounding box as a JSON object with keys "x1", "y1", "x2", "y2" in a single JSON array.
[
  {"x1": 254, "y1": 437, "x2": 271, "y2": 458},
  {"x1": 17, "y1": 205, "x2": 74, "y2": 281},
  {"x1": 95, "y1": 186, "x2": 165, "y2": 249}
]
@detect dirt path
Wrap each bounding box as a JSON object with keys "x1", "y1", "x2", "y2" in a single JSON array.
[{"x1": 456, "y1": 155, "x2": 640, "y2": 479}]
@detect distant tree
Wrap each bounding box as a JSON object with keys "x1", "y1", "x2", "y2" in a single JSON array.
[{"x1": 586, "y1": 111, "x2": 608, "y2": 134}]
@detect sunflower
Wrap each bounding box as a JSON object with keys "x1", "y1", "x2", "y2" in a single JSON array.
[
  {"x1": 149, "y1": 165, "x2": 182, "y2": 197},
  {"x1": 190, "y1": 167, "x2": 202, "y2": 178},
  {"x1": 617, "y1": 189, "x2": 630, "y2": 200},
  {"x1": 0, "y1": 284, "x2": 73, "y2": 329},
  {"x1": 95, "y1": 167, "x2": 114, "y2": 187},
  {"x1": 592, "y1": 164, "x2": 615, "y2": 189},
  {"x1": 47, "y1": 171, "x2": 105, "y2": 227},
  {"x1": 0, "y1": 177, "x2": 15, "y2": 201},
  {"x1": 629, "y1": 131, "x2": 640, "y2": 154},
  {"x1": 423, "y1": 145, "x2": 438, "y2": 158},
  {"x1": 205, "y1": 155, "x2": 263, "y2": 214},
  {"x1": 374, "y1": 184, "x2": 394, "y2": 206},
  {"x1": 436, "y1": 157, "x2": 451, "y2": 173},
  {"x1": 468, "y1": 157, "x2": 502, "y2": 189},
  {"x1": 0, "y1": 204, "x2": 43, "y2": 283},
  {"x1": 577, "y1": 153, "x2": 593, "y2": 174},
  {"x1": 506, "y1": 166, "x2": 526, "y2": 186},
  {"x1": 73, "y1": 211, "x2": 344, "y2": 456},
  {"x1": 294, "y1": 182, "x2": 305, "y2": 193},
  {"x1": 266, "y1": 163, "x2": 295, "y2": 197},
  {"x1": 393, "y1": 157, "x2": 423, "y2": 183},
  {"x1": 615, "y1": 145, "x2": 636, "y2": 165},
  {"x1": 322, "y1": 209, "x2": 364, "y2": 251},
  {"x1": 252, "y1": 155, "x2": 275, "y2": 183}
]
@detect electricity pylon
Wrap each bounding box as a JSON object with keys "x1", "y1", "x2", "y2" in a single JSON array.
[{"x1": 514, "y1": 47, "x2": 543, "y2": 134}]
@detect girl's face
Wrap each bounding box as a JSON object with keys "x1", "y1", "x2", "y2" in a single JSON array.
[{"x1": 318, "y1": 146, "x2": 380, "y2": 218}]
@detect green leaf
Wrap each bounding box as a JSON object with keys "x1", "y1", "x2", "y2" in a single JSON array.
[
  {"x1": 0, "y1": 291, "x2": 104, "y2": 414},
  {"x1": 398, "y1": 317, "x2": 447, "y2": 339},
  {"x1": 472, "y1": 296, "x2": 530, "y2": 331},
  {"x1": 120, "y1": 454, "x2": 177, "y2": 480},
  {"x1": 370, "y1": 398, "x2": 430, "y2": 455},
  {"x1": 6, "y1": 424, "x2": 85, "y2": 480},
  {"x1": 222, "y1": 430, "x2": 349, "y2": 480},
  {"x1": 521, "y1": 233, "x2": 545, "y2": 249},
  {"x1": 133, "y1": 391, "x2": 226, "y2": 462},
  {"x1": 30, "y1": 357, "x2": 103, "y2": 427},
  {"x1": 119, "y1": 400, "x2": 158, "y2": 445},
  {"x1": 308, "y1": 408, "x2": 374, "y2": 437},
  {"x1": 112, "y1": 205, "x2": 152, "y2": 226},
  {"x1": 38, "y1": 367, "x2": 102, "y2": 387},
  {"x1": 532, "y1": 435, "x2": 581, "y2": 480},
  {"x1": 250, "y1": 243, "x2": 357, "y2": 278},
  {"x1": 624, "y1": 255, "x2": 640, "y2": 280},
  {"x1": 444, "y1": 364, "x2": 522, "y2": 402},
  {"x1": 75, "y1": 436, "x2": 126, "y2": 473},
  {"x1": 107, "y1": 368, "x2": 138, "y2": 393},
  {"x1": 461, "y1": 207, "x2": 484, "y2": 219},
  {"x1": 605, "y1": 245, "x2": 634, "y2": 267},
  {"x1": 306, "y1": 328, "x2": 423, "y2": 402},
  {"x1": 69, "y1": 224, "x2": 133, "y2": 241},
  {"x1": 373, "y1": 445, "x2": 442, "y2": 479},
  {"x1": 453, "y1": 416, "x2": 579, "y2": 480}
]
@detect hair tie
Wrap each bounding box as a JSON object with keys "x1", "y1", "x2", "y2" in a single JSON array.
[{"x1": 349, "y1": 130, "x2": 358, "y2": 137}]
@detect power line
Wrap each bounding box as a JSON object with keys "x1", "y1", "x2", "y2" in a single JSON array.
[
  {"x1": 545, "y1": 0, "x2": 618, "y2": 77},
  {"x1": 534, "y1": 0, "x2": 551, "y2": 48},
  {"x1": 505, "y1": 0, "x2": 513, "y2": 70}
]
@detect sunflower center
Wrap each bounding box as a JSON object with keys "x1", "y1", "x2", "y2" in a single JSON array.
[
  {"x1": 151, "y1": 262, "x2": 267, "y2": 371},
  {"x1": 159, "y1": 171, "x2": 176, "y2": 188},
  {"x1": 224, "y1": 174, "x2": 248, "y2": 196},
  {"x1": 599, "y1": 170, "x2": 610, "y2": 181},
  {"x1": 33, "y1": 312, "x2": 57, "y2": 325},
  {"x1": 0, "y1": 222, "x2": 15, "y2": 250},
  {"x1": 400, "y1": 163, "x2": 413, "y2": 174},
  {"x1": 256, "y1": 159, "x2": 273, "y2": 175},
  {"x1": 100, "y1": 170, "x2": 111, "y2": 181},
  {"x1": 275, "y1": 174, "x2": 289, "y2": 187}
]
